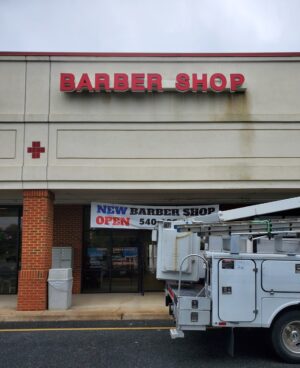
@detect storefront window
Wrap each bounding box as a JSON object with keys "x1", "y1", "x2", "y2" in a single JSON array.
[{"x1": 0, "y1": 207, "x2": 21, "y2": 294}]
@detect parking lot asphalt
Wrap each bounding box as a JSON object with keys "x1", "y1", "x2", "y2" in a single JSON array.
[{"x1": 0, "y1": 320, "x2": 291, "y2": 368}]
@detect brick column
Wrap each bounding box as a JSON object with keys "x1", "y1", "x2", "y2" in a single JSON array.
[{"x1": 17, "y1": 190, "x2": 54, "y2": 311}]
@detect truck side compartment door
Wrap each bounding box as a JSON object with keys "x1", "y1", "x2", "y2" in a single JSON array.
[{"x1": 218, "y1": 259, "x2": 257, "y2": 322}]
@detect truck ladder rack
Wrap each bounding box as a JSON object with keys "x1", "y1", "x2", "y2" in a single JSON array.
[{"x1": 173, "y1": 218, "x2": 300, "y2": 237}]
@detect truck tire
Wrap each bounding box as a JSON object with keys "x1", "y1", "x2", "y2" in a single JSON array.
[
  {"x1": 168, "y1": 303, "x2": 174, "y2": 316},
  {"x1": 271, "y1": 310, "x2": 300, "y2": 363}
]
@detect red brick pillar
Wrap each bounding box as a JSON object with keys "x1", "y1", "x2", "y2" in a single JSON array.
[{"x1": 17, "y1": 190, "x2": 54, "y2": 311}]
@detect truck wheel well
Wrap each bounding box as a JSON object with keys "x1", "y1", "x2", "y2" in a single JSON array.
[{"x1": 270, "y1": 304, "x2": 300, "y2": 328}]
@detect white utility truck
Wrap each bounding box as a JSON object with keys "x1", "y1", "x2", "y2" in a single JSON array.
[{"x1": 154, "y1": 197, "x2": 300, "y2": 363}]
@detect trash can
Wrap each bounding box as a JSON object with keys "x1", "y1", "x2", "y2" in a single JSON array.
[{"x1": 48, "y1": 268, "x2": 73, "y2": 310}]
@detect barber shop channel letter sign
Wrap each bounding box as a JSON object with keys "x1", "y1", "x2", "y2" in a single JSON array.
[{"x1": 90, "y1": 203, "x2": 219, "y2": 229}]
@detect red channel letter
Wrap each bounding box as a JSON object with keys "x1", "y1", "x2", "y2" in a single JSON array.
[
  {"x1": 60, "y1": 73, "x2": 75, "y2": 92},
  {"x1": 147, "y1": 74, "x2": 163, "y2": 92},
  {"x1": 131, "y1": 73, "x2": 145, "y2": 92},
  {"x1": 114, "y1": 73, "x2": 129, "y2": 92},
  {"x1": 210, "y1": 73, "x2": 227, "y2": 92},
  {"x1": 175, "y1": 73, "x2": 190, "y2": 92},
  {"x1": 230, "y1": 74, "x2": 245, "y2": 92},
  {"x1": 192, "y1": 74, "x2": 208, "y2": 92},
  {"x1": 94, "y1": 73, "x2": 111, "y2": 92},
  {"x1": 76, "y1": 73, "x2": 93, "y2": 92}
]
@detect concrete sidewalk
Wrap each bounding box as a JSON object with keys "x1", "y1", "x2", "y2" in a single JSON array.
[{"x1": 0, "y1": 293, "x2": 171, "y2": 322}]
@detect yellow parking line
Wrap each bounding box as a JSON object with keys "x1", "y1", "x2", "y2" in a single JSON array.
[{"x1": 0, "y1": 326, "x2": 173, "y2": 333}]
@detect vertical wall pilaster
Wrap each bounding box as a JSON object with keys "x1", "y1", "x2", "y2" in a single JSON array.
[{"x1": 17, "y1": 189, "x2": 54, "y2": 311}]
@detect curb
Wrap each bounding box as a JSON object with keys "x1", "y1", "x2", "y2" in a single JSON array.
[{"x1": 0, "y1": 309, "x2": 171, "y2": 322}]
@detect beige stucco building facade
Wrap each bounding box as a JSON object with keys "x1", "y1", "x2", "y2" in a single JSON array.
[{"x1": 0, "y1": 52, "x2": 300, "y2": 309}]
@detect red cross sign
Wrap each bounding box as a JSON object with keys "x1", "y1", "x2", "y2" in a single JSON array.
[{"x1": 27, "y1": 141, "x2": 45, "y2": 159}]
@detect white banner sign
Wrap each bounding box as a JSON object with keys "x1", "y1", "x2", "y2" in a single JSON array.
[{"x1": 90, "y1": 203, "x2": 219, "y2": 229}]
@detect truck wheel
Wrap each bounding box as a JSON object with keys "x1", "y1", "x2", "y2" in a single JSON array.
[
  {"x1": 169, "y1": 303, "x2": 174, "y2": 316},
  {"x1": 271, "y1": 310, "x2": 300, "y2": 363}
]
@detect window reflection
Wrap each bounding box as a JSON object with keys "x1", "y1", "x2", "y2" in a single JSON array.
[{"x1": 0, "y1": 207, "x2": 21, "y2": 294}]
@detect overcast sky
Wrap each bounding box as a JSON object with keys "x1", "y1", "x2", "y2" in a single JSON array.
[{"x1": 0, "y1": 0, "x2": 299, "y2": 52}]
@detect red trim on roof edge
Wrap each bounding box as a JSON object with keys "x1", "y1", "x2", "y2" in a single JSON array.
[{"x1": 0, "y1": 52, "x2": 300, "y2": 57}]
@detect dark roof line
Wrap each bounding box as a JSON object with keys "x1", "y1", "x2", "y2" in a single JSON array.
[{"x1": 1, "y1": 52, "x2": 300, "y2": 57}]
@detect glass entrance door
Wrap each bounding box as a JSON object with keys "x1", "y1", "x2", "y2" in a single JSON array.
[
  {"x1": 111, "y1": 246, "x2": 139, "y2": 292},
  {"x1": 83, "y1": 229, "x2": 143, "y2": 293},
  {"x1": 84, "y1": 246, "x2": 110, "y2": 292},
  {"x1": 82, "y1": 211, "x2": 164, "y2": 293}
]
